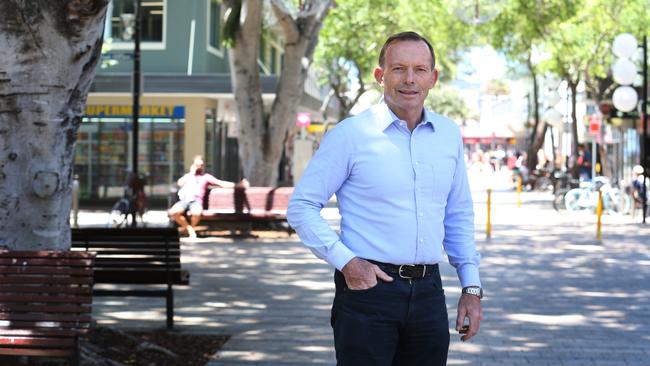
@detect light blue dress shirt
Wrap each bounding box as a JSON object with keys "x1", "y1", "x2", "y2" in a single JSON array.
[{"x1": 287, "y1": 102, "x2": 481, "y2": 287}]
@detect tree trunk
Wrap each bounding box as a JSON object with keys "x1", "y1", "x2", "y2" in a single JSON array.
[
  {"x1": 228, "y1": 0, "x2": 267, "y2": 184},
  {"x1": 569, "y1": 80, "x2": 580, "y2": 178},
  {"x1": 526, "y1": 61, "x2": 543, "y2": 170},
  {"x1": 229, "y1": 0, "x2": 332, "y2": 186},
  {"x1": 0, "y1": 0, "x2": 108, "y2": 250}
]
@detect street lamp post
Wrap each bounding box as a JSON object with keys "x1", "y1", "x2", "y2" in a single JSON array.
[
  {"x1": 642, "y1": 36, "x2": 648, "y2": 223},
  {"x1": 612, "y1": 33, "x2": 648, "y2": 223},
  {"x1": 132, "y1": 0, "x2": 142, "y2": 175}
]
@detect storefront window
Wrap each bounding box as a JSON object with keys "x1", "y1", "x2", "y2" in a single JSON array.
[
  {"x1": 205, "y1": 109, "x2": 241, "y2": 182},
  {"x1": 107, "y1": 0, "x2": 165, "y2": 46},
  {"x1": 75, "y1": 107, "x2": 184, "y2": 199}
]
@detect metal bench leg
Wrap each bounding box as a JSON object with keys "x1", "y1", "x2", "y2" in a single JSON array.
[
  {"x1": 73, "y1": 336, "x2": 81, "y2": 366},
  {"x1": 166, "y1": 284, "x2": 174, "y2": 330}
]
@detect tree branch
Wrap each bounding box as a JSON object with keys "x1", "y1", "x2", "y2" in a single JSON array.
[{"x1": 270, "y1": 0, "x2": 299, "y2": 42}]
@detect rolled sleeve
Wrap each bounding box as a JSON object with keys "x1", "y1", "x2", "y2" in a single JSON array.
[{"x1": 287, "y1": 126, "x2": 356, "y2": 270}]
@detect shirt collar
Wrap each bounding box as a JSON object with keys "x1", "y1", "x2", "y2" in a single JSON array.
[{"x1": 372, "y1": 102, "x2": 435, "y2": 131}]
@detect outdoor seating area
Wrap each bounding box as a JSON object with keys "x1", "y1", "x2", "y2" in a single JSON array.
[
  {"x1": 71, "y1": 227, "x2": 189, "y2": 330},
  {"x1": 0, "y1": 251, "x2": 95, "y2": 366},
  {"x1": 199, "y1": 186, "x2": 294, "y2": 235}
]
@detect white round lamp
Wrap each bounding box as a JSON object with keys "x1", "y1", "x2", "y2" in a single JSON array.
[
  {"x1": 543, "y1": 108, "x2": 563, "y2": 128},
  {"x1": 613, "y1": 33, "x2": 638, "y2": 59},
  {"x1": 612, "y1": 58, "x2": 638, "y2": 85},
  {"x1": 612, "y1": 86, "x2": 638, "y2": 112}
]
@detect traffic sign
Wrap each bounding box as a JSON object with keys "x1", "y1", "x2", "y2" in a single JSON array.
[{"x1": 588, "y1": 114, "x2": 601, "y2": 135}]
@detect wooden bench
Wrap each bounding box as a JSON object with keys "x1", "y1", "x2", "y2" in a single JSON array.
[
  {"x1": 200, "y1": 186, "x2": 294, "y2": 234},
  {"x1": 0, "y1": 250, "x2": 95, "y2": 366},
  {"x1": 71, "y1": 227, "x2": 189, "y2": 330}
]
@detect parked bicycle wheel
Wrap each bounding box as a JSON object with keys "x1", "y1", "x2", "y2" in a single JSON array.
[
  {"x1": 603, "y1": 189, "x2": 632, "y2": 215},
  {"x1": 564, "y1": 188, "x2": 587, "y2": 211},
  {"x1": 108, "y1": 198, "x2": 130, "y2": 228},
  {"x1": 553, "y1": 189, "x2": 567, "y2": 212}
]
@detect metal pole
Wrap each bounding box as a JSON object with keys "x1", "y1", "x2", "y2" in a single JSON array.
[
  {"x1": 132, "y1": 0, "x2": 141, "y2": 175},
  {"x1": 486, "y1": 189, "x2": 492, "y2": 239},
  {"x1": 642, "y1": 35, "x2": 648, "y2": 223}
]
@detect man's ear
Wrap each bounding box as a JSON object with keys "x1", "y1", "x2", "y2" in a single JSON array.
[
  {"x1": 374, "y1": 66, "x2": 384, "y2": 86},
  {"x1": 430, "y1": 68, "x2": 439, "y2": 89}
]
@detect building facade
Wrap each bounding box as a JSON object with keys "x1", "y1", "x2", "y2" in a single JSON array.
[{"x1": 79, "y1": 0, "x2": 335, "y2": 200}]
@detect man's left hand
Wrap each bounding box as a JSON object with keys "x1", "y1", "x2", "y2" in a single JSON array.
[{"x1": 456, "y1": 294, "x2": 482, "y2": 342}]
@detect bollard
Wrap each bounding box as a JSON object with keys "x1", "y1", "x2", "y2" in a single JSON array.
[
  {"x1": 596, "y1": 190, "x2": 603, "y2": 241},
  {"x1": 486, "y1": 188, "x2": 492, "y2": 239},
  {"x1": 72, "y1": 175, "x2": 80, "y2": 228},
  {"x1": 516, "y1": 176, "x2": 522, "y2": 208}
]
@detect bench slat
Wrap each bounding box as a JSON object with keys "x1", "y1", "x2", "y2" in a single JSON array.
[
  {"x1": 0, "y1": 277, "x2": 93, "y2": 285},
  {"x1": 71, "y1": 242, "x2": 180, "y2": 250},
  {"x1": 0, "y1": 267, "x2": 93, "y2": 276},
  {"x1": 90, "y1": 252, "x2": 181, "y2": 257},
  {"x1": 0, "y1": 295, "x2": 93, "y2": 304},
  {"x1": 0, "y1": 304, "x2": 91, "y2": 314},
  {"x1": 94, "y1": 271, "x2": 188, "y2": 284},
  {"x1": 0, "y1": 320, "x2": 91, "y2": 330},
  {"x1": 0, "y1": 258, "x2": 93, "y2": 267},
  {"x1": 0, "y1": 251, "x2": 94, "y2": 259},
  {"x1": 0, "y1": 285, "x2": 92, "y2": 295},
  {"x1": 0, "y1": 336, "x2": 75, "y2": 347},
  {"x1": 0, "y1": 329, "x2": 81, "y2": 337},
  {"x1": 0, "y1": 314, "x2": 91, "y2": 323},
  {"x1": 0, "y1": 347, "x2": 75, "y2": 357},
  {"x1": 94, "y1": 261, "x2": 181, "y2": 269}
]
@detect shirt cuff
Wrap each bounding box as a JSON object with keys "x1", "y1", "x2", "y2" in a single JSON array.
[
  {"x1": 457, "y1": 264, "x2": 481, "y2": 288},
  {"x1": 328, "y1": 241, "x2": 357, "y2": 271}
]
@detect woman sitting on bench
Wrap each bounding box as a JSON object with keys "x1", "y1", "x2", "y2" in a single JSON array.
[{"x1": 168, "y1": 155, "x2": 248, "y2": 238}]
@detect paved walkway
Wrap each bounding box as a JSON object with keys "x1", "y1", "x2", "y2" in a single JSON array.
[{"x1": 85, "y1": 187, "x2": 650, "y2": 365}]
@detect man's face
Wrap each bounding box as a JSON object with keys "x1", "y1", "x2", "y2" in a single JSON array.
[
  {"x1": 374, "y1": 40, "x2": 438, "y2": 116},
  {"x1": 193, "y1": 159, "x2": 205, "y2": 174}
]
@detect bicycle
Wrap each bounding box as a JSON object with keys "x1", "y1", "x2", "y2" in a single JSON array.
[
  {"x1": 564, "y1": 176, "x2": 631, "y2": 215},
  {"x1": 551, "y1": 170, "x2": 579, "y2": 212},
  {"x1": 107, "y1": 173, "x2": 147, "y2": 228}
]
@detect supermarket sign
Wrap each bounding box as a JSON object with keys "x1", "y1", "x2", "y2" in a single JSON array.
[{"x1": 85, "y1": 105, "x2": 185, "y2": 119}]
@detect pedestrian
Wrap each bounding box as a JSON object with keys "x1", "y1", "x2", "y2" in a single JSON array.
[
  {"x1": 287, "y1": 31, "x2": 482, "y2": 366},
  {"x1": 168, "y1": 155, "x2": 248, "y2": 238}
]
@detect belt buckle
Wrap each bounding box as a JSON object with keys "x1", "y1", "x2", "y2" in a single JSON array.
[{"x1": 398, "y1": 264, "x2": 424, "y2": 279}]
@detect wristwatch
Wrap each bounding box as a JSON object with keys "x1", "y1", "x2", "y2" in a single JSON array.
[{"x1": 462, "y1": 286, "x2": 483, "y2": 299}]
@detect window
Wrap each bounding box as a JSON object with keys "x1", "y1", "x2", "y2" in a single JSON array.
[
  {"x1": 207, "y1": 0, "x2": 222, "y2": 55},
  {"x1": 107, "y1": 0, "x2": 166, "y2": 49}
]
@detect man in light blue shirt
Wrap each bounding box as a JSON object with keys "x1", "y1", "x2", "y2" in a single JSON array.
[{"x1": 288, "y1": 31, "x2": 482, "y2": 366}]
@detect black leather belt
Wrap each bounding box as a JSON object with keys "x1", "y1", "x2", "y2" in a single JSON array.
[{"x1": 367, "y1": 260, "x2": 438, "y2": 279}]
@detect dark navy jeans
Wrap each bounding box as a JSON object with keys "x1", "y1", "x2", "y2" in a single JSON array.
[{"x1": 331, "y1": 267, "x2": 450, "y2": 366}]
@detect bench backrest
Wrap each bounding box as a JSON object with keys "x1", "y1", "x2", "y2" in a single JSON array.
[
  {"x1": 207, "y1": 187, "x2": 294, "y2": 214},
  {"x1": 71, "y1": 228, "x2": 187, "y2": 285},
  {"x1": 0, "y1": 250, "x2": 95, "y2": 357}
]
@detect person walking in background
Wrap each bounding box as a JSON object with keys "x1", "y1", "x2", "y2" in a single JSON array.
[
  {"x1": 288, "y1": 31, "x2": 482, "y2": 366},
  {"x1": 577, "y1": 144, "x2": 592, "y2": 180},
  {"x1": 168, "y1": 155, "x2": 247, "y2": 238}
]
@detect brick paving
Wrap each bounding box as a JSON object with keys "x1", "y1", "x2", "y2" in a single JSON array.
[{"x1": 87, "y1": 188, "x2": 650, "y2": 365}]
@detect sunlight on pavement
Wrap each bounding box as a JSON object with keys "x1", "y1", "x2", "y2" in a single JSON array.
[
  {"x1": 296, "y1": 345, "x2": 331, "y2": 352},
  {"x1": 507, "y1": 313, "x2": 587, "y2": 325},
  {"x1": 291, "y1": 280, "x2": 335, "y2": 290}
]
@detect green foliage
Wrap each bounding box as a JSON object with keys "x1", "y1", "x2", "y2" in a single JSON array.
[
  {"x1": 314, "y1": 0, "x2": 480, "y2": 118},
  {"x1": 426, "y1": 84, "x2": 474, "y2": 122},
  {"x1": 314, "y1": 0, "x2": 398, "y2": 90},
  {"x1": 221, "y1": 0, "x2": 242, "y2": 47},
  {"x1": 483, "y1": 79, "x2": 510, "y2": 97}
]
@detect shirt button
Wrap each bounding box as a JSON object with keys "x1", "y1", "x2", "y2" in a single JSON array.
[
  {"x1": 419, "y1": 239, "x2": 424, "y2": 243},
  {"x1": 419, "y1": 212, "x2": 423, "y2": 217}
]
